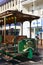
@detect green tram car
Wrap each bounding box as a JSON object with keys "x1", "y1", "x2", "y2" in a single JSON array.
[{"x1": 0, "y1": 10, "x2": 40, "y2": 61}]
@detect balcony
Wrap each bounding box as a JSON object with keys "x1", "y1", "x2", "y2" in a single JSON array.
[
  {"x1": 21, "y1": 0, "x2": 28, "y2": 2},
  {"x1": 21, "y1": 0, "x2": 36, "y2": 5},
  {"x1": 21, "y1": 0, "x2": 43, "y2": 12}
]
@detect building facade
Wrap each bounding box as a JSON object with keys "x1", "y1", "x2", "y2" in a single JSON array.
[
  {"x1": 0, "y1": 0, "x2": 43, "y2": 39},
  {"x1": 21, "y1": 0, "x2": 43, "y2": 39},
  {"x1": 0, "y1": 0, "x2": 22, "y2": 36}
]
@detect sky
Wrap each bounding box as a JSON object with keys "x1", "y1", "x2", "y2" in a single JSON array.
[
  {"x1": 0, "y1": 0, "x2": 11, "y2": 5},
  {"x1": 0, "y1": 0, "x2": 3, "y2": 2}
]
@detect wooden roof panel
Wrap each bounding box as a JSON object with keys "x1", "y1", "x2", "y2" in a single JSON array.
[{"x1": 0, "y1": 10, "x2": 40, "y2": 25}]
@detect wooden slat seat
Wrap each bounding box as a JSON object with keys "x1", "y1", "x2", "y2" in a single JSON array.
[
  {"x1": 5, "y1": 35, "x2": 15, "y2": 44},
  {"x1": 16, "y1": 36, "x2": 27, "y2": 43},
  {"x1": 3, "y1": 35, "x2": 27, "y2": 44}
]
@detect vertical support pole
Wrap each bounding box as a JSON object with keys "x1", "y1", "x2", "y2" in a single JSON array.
[
  {"x1": 41, "y1": 26, "x2": 42, "y2": 46},
  {"x1": 14, "y1": 17, "x2": 16, "y2": 52},
  {"x1": 15, "y1": 17, "x2": 16, "y2": 35},
  {"x1": 34, "y1": 27, "x2": 35, "y2": 38},
  {"x1": 0, "y1": 24, "x2": 2, "y2": 35},
  {"x1": 30, "y1": 21, "x2": 31, "y2": 38},
  {"x1": 9, "y1": 24, "x2": 11, "y2": 35},
  {"x1": 36, "y1": 20, "x2": 38, "y2": 52},
  {"x1": 41, "y1": 18, "x2": 43, "y2": 46},
  {"x1": 0, "y1": 24, "x2": 2, "y2": 46},
  {"x1": 37, "y1": 20, "x2": 39, "y2": 47},
  {"x1": 4, "y1": 17, "x2": 6, "y2": 44},
  {"x1": 2, "y1": 27, "x2": 3, "y2": 35},
  {"x1": 21, "y1": 22, "x2": 23, "y2": 35},
  {"x1": 1, "y1": 19, "x2": 4, "y2": 36}
]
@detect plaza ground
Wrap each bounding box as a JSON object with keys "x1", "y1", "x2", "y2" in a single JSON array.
[
  {"x1": 38, "y1": 39, "x2": 43, "y2": 49},
  {"x1": 0, "y1": 48, "x2": 43, "y2": 65}
]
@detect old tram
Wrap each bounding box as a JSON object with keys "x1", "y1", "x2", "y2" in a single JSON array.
[{"x1": 0, "y1": 10, "x2": 40, "y2": 61}]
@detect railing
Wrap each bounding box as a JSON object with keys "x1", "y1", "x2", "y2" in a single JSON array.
[
  {"x1": 21, "y1": 0, "x2": 28, "y2": 2},
  {"x1": 21, "y1": 0, "x2": 36, "y2": 3}
]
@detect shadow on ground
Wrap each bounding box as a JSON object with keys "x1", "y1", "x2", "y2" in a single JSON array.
[{"x1": 0, "y1": 55, "x2": 42, "y2": 65}]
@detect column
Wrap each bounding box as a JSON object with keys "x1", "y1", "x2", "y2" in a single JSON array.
[
  {"x1": 34, "y1": 27, "x2": 35, "y2": 38},
  {"x1": 39, "y1": 27, "x2": 42, "y2": 46},
  {"x1": 30, "y1": 21, "x2": 31, "y2": 38},
  {"x1": 2, "y1": 27, "x2": 3, "y2": 35},
  {"x1": 0, "y1": 24, "x2": 2, "y2": 35},
  {"x1": 9, "y1": 24, "x2": 11, "y2": 35},
  {"x1": 14, "y1": 0, "x2": 17, "y2": 9},
  {"x1": 4, "y1": 17, "x2": 6, "y2": 43},
  {"x1": 21, "y1": 22, "x2": 23, "y2": 35}
]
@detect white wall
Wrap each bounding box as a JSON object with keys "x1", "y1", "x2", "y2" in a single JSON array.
[
  {"x1": 23, "y1": 21, "x2": 30, "y2": 38},
  {"x1": 0, "y1": 0, "x2": 21, "y2": 13}
]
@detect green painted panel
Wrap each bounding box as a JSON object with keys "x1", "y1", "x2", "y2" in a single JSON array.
[
  {"x1": 18, "y1": 39, "x2": 26, "y2": 53},
  {"x1": 27, "y1": 48, "x2": 33, "y2": 59},
  {"x1": 26, "y1": 38, "x2": 36, "y2": 50},
  {"x1": 0, "y1": 50, "x2": 3, "y2": 53},
  {"x1": 18, "y1": 38, "x2": 36, "y2": 53},
  {"x1": 0, "y1": 35, "x2": 2, "y2": 43}
]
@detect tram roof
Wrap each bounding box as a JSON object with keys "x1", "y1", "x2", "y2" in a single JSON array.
[{"x1": 0, "y1": 10, "x2": 40, "y2": 25}]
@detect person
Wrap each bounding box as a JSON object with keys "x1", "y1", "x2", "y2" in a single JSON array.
[{"x1": 35, "y1": 34, "x2": 39, "y2": 46}]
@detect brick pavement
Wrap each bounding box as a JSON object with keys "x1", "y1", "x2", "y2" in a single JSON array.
[{"x1": 38, "y1": 39, "x2": 43, "y2": 49}]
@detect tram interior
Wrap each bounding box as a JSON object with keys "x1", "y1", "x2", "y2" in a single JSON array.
[{"x1": 0, "y1": 10, "x2": 40, "y2": 60}]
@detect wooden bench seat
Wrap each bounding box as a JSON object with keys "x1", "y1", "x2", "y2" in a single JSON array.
[{"x1": 2, "y1": 35, "x2": 27, "y2": 44}]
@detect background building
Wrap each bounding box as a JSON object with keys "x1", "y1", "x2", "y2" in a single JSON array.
[
  {"x1": 0, "y1": 0, "x2": 43, "y2": 39},
  {"x1": 21, "y1": 0, "x2": 43, "y2": 39}
]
